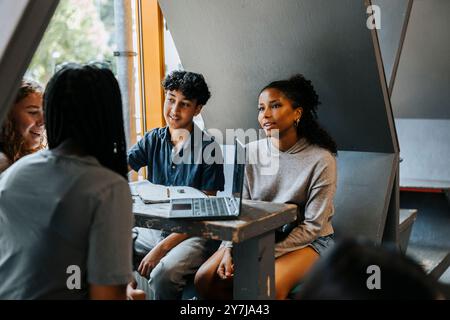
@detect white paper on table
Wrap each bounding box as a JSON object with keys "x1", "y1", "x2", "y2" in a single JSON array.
[{"x1": 129, "y1": 180, "x2": 207, "y2": 204}]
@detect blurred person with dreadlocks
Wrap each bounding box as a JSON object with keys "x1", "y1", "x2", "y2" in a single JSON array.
[
  {"x1": 0, "y1": 63, "x2": 143, "y2": 300},
  {"x1": 0, "y1": 79, "x2": 45, "y2": 173}
]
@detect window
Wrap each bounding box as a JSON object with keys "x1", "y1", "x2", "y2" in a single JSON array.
[
  {"x1": 27, "y1": 0, "x2": 117, "y2": 84},
  {"x1": 26, "y1": 0, "x2": 143, "y2": 180}
]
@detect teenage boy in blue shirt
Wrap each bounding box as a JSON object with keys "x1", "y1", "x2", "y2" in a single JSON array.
[{"x1": 128, "y1": 70, "x2": 224, "y2": 299}]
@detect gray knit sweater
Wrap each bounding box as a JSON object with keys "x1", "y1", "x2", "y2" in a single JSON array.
[{"x1": 242, "y1": 138, "x2": 337, "y2": 258}]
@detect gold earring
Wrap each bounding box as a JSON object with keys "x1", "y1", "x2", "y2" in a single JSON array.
[{"x1": 294, "y1": 118, "x2": 300, "y2": 127}]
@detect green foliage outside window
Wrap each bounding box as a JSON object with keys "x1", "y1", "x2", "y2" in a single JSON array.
[{"x1": 27, "y1": 0, "x2": 116, "y2": 85}]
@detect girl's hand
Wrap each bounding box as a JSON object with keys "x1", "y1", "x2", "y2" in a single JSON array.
[
  {"x1": 126, "y1": 280, "x2": 146, "y2": 300},
  {"x1": 138, "y1": 245, "x2": 166, "y2": 277},
  {"x1": 217, "y1": 247, "x2": 234, "y2": 279}
]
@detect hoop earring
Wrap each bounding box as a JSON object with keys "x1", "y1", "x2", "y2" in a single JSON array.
[{"x1": 294, "y1": 118, "x2": 300, "y2": 127}]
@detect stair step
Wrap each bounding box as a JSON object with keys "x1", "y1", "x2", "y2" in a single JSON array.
[
  {"x1": 399, "y1": 209, "x2": 417, "y2": 253},
  {"x1": 439, "y1": 266, "x2": 450, "y2": 284},
  {"x1": 399, "y1": 209, "x2": 417, "y2": 231},
  {"x1": 438, "y1": 268, "x2": 450, "y2": 299},
  {"x1": 407, "y1": 244, "x2": 450, "y2": 279}
]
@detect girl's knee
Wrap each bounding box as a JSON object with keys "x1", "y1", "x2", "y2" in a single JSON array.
[
  {"x1": 275, "y1": 282, "x2": 291, "y2": 300},
  {"x1": 194, "y1": 263, "x2": 214, "y2": 295}
]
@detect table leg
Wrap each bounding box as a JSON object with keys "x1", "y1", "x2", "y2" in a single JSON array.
[{"x1": 233, "y1": 232, "x2": 275, "y2": 299}]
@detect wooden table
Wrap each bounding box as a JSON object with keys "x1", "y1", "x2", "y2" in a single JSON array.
[{"x1": 133, "y1": 197, "x2": 297, "y2": 299}]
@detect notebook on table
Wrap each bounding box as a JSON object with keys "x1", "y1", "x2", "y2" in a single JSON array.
[{"x1": 129, "y1": 180, "x2": 207, "y2": 204}]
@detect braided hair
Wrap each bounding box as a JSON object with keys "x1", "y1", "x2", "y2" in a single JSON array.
[
  {"x1": 44, "y1": 63, "x2": 128, "y2": 179},
  {"x1": 260, "y1": 74, "x2": 337, "y2": 154}
]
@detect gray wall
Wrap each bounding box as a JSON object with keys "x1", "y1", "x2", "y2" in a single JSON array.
[
  {"x1": 396, "y1": 119, "x2": 450, "y2": 188},
  {"x1": 159, "y1": 0, "x2": 397, "y2": 153},
  {"x1": 160, "y1": 0, "x2": 400, "y2": 242},
  {"x1": 382, "y1": 0, "x2": 450, "y2": 187},
  {"x1": 373, "y1": 0, "x2": 411, "y2": 88},
  {"x1": 0, "y1": 1, "x2": 28, "y2": 59},
  {"x1": 391, "y1": 0, "x2": 450, "y2": 119},
  {"x1": 0, "y1": 0, "x2": 59, "y2": 125}
]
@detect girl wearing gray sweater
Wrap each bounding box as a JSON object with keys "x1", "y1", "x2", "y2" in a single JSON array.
[{"x1": 195, "y1": 74, "x2": 338, "y2": 299}]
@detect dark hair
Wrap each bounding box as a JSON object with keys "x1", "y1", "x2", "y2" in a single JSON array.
[
  {"x1": 44, "y1": 63, "x2": 128, "y2": 179},
  {"x1": 162, "y1": 70, "x2": 211, "y2": 106},
  {"x1": 0, "y1": 79, "x2": 45, "y2": 163},
  {"x1": 296, "y1": 238, "x2": 441, "y2": 300},
  {"x1": 261, "y1": 74, "x2": 337, "y2": 154}
]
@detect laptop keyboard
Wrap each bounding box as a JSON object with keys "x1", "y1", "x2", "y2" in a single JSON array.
[{"x1": 192, "y1": 198, "x2": 236, "y2": 216}]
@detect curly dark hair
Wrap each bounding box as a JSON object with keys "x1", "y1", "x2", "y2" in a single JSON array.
[
  {"x1": 162, "y1": 70, "x2": 211, "y2": 106},
  {"x1": 0, "y1": 79, "x2": 45, "y2": 164},
  {"x1": 261, "y1": 74, "x2": 337, "y2": 154}
]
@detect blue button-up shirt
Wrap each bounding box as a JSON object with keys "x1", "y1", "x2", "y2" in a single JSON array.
[{"x1": 128, "y1": 126, "x2": 225, "y2": 192}]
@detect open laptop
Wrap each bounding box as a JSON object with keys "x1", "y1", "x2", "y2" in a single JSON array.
[{"x1": 168, "y1": 139, "x2": 246, "y2": 219}]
